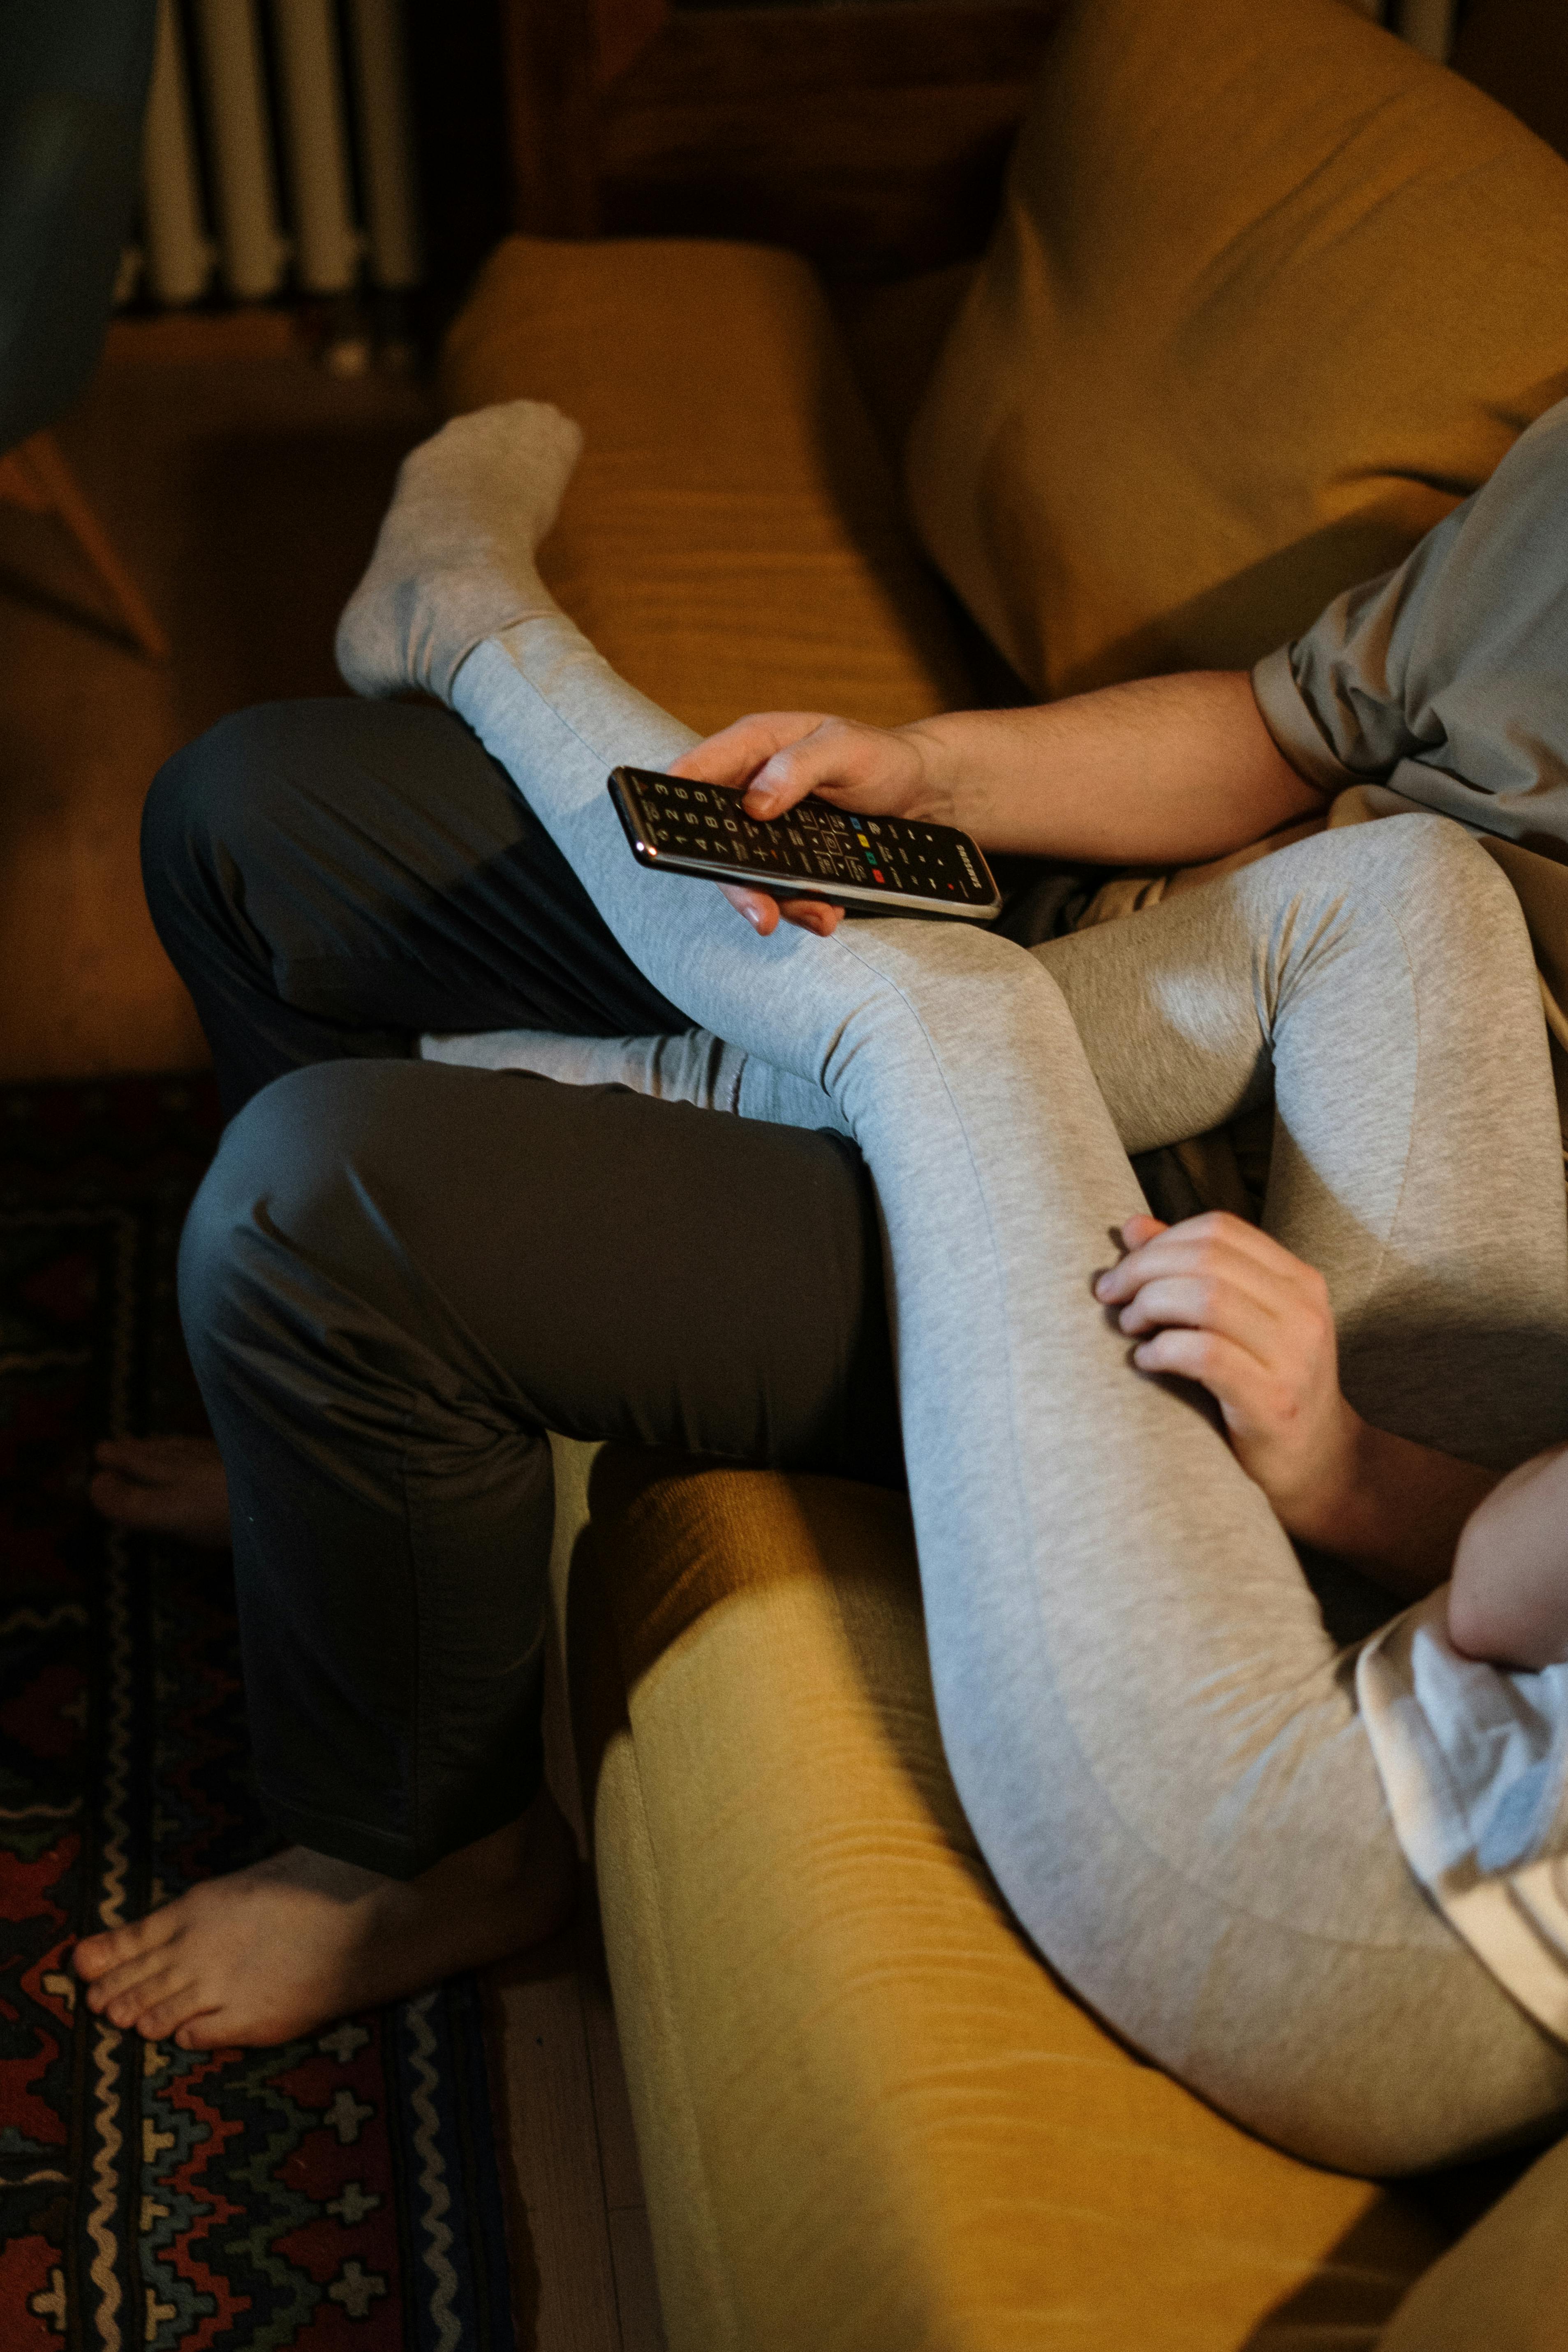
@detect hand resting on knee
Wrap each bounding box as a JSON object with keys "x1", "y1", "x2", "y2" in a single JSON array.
[{"x1": 1099, "y1": 1210, "x2": 1568, "y2": 1667}]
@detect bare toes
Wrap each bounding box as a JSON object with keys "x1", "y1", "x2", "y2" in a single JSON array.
[
  {"x1": 74, "y1": 1908, "x2": 180, "y2": 1982},
  {"x1": 95, "y1": 1435, "x2": 220, "y2": 1471},
  {"x1": 172, "y1": 2009, "x2": 237, "y2": 2051},
  {"x1": 75, "y1": 1932, "x2": 131, "y2": 1984},
  {"x1": 88, "y1": 1473, "x2": 162, "y2": 1527},
  {"x1": 86, "y1": 1963, "x2": 157, "y2": 2015},
  {"x1": 138, "y1": 1990, "x2": 217, "y2": 2044},
  {"x1": 93, "y1": 1436, "x2": 153, "y2": 1470},
  {"x1": 97, "y1": 1950, "x2": 194, "y2": 2017},
  {"x1": 104, "y1": 1973, "x2": 178, "y2": 2030},
  {"x1": 88, "y1": 1436, "x2": 231, "y2": 1545}
]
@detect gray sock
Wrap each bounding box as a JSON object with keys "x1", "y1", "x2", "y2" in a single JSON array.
[{"x1": 334, "y1": 401, "x2": 583, "y2": 702}]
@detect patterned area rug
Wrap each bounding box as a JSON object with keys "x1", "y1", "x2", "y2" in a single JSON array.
[{"x1": 0, "y1": 1077, "x2": 519, "y2": 2352}]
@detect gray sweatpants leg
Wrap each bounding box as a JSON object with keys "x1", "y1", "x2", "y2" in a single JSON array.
[
  {"x1": 481, "y1": 817, "x2": 1568, "y2": 1469},
  {"x1": 447, "y1": 618, "x2": 1568, "y2": 2170},
  {"x1": 1036, "y1": 825, "x2": 1568, "y2": 1471}
]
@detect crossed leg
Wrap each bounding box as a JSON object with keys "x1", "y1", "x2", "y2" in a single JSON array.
[{"x1": 76, "y1": 1052, "x2": 899, "y2": 2049}]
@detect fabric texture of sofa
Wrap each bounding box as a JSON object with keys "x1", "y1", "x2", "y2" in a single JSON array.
[{"x1": 436, "y1": 0, "x2": 1568, "y2": 2340}]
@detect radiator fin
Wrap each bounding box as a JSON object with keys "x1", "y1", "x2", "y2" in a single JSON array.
[{"x1": 131, "y1": 0, "x2": 421, "y2": 310}]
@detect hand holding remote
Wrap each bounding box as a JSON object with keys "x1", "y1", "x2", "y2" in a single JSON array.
[{"x1": 670, "y1": 710, "x2": 944, "y2": 935}]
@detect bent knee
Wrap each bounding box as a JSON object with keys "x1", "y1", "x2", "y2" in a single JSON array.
[
  {"x1": 1355, "y1": 810, "x2": 1520, "y2": 934},
  {"x1": 1189, "y1": 1928, "x2": 1568, "y2": 2176},
  {"x1": 178, "y1": 1062, "x2": 416, "y2": 1350},
  {"x1": 142, "y1": 704, "x2": 307, "y2": 924}
]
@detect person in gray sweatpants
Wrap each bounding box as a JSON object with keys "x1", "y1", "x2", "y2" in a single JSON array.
[{"x1": 79, "y1": 398, "x2": 1568, "y2": 2175}]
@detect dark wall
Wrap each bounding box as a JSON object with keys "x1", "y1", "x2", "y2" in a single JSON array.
[{"x1": 403, "y1": 0, "x2": 512, "y2": 319}]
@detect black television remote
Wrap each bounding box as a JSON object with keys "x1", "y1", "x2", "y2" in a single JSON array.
[{"x1": 608, "y1": 765, "x2": 1001, "y2": 921}]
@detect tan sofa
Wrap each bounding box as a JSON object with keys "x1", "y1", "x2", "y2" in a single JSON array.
[{"x1": 439, "y1": 0, "x2": 1568, "y2": 2340}]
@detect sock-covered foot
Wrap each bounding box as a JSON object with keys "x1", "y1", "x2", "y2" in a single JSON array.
[
  {"x1": 335, "y1": 400, "x2": 584, "y2": 703},
  {"x1": 90, "y1": 1435, "x2": 231, "y2": 1548},
  {"x1": 72, "y1": 1787, "x2": 577, "y2": 2047}
]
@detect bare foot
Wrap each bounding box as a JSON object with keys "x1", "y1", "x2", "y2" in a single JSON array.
[
  {"x1": 72, "y1": 1787, "x2": 576, "y2": 2047},
  {"x1": 90, "y1": 1435, "x2": 231, "y2": 1548}
]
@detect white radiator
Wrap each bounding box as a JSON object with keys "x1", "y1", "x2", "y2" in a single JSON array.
[{"x1": 130, "y1": 0, "x2": 422, "y2": 310}]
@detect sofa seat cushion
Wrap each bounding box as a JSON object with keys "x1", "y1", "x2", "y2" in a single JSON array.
[
  {"x1": 907, "y1": 0, "x2": 1568, "y2": 699},
  {"x1": 557, "y1": 1445, "x2": 1452, "y2": 2352},
  {"x1": 441, "y1": 236, "x2": 980, "y2": 742}
]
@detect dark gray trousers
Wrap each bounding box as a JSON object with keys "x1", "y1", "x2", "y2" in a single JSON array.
[{"x1": 147, "y1": 700, "x2": 900, "y2": 1876}]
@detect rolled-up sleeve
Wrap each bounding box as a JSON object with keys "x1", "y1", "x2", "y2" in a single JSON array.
[{"x1": 1252, "y1": 398, "x2": 1568, "y2": 856}]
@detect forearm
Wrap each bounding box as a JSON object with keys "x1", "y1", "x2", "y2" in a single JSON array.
[
  {"x1": 904, "y1": 671, "x2": 1323, "y2": 865},
  {"x1": 1281, "y1": 1410, "x2": 1497, "y2": 1604},
  {"x1": 1448, "y1": 1444, "x2": 1568, "y2": 1668}
]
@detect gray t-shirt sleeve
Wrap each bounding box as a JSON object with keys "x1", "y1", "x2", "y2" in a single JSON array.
[{"x1": 1252, "y1": 397, "x2": 1568, "y2": 853}]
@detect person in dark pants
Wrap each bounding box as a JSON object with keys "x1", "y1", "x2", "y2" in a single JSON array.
[{"x1": 76, "y1": 693, "x2": 905, "y2": 2048}]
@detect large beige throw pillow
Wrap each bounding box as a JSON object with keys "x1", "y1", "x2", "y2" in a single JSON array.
[{"x1": 907, "y1": 0, "x2": 1568, "y2": 700}]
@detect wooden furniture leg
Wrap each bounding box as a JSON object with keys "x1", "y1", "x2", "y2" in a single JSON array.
[{"x1": 0, "y1": 427, "x2": 171, "y2": 662}]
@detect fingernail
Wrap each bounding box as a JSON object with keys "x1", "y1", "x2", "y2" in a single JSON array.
[
  {"x1": 742, "y1": 904, "x2": 763, "y2": 931},
  {"x1": 1094, "y1": 1273, "x2": 1111, "y2": 1298}
]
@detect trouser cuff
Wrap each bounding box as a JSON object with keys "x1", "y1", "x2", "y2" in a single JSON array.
[{"x1": 257, "y1": 1735, "x2": 545, "y2": 1883}]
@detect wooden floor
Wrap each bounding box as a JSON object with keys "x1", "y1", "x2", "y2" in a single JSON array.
[
  {"x1": 0, "y1": 311, "x2": 666, "y2": 2352},
  {"x1": 500, "y1": 1648, "x2": 668, "y2": 2352}
]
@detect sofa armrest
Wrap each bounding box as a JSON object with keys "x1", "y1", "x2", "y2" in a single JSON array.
[
  {"x1": 552, "y1": 1448, "x2": 1449, "y2": 2352},
  {"x1": 1376, "y1": 2132, "x2": 1568, "y2": 2352}
]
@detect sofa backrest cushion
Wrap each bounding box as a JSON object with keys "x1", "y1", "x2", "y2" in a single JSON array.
[
  {"x1": 441, "y1": 236, "x2": 980, "y2": 740},
  {"x1": 906, "y1": 0, "x2": 1568, "y2": 700}
]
